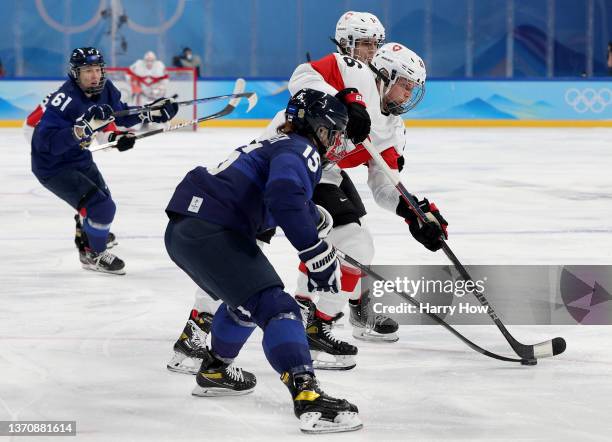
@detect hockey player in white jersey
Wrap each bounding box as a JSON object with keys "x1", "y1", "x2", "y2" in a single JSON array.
[
  {"x1": 127, "y1": 51, "x2": 169, "y2": 105},
  {"x1": 261, "y1": 35, "x2": 448, "y2": 369}
]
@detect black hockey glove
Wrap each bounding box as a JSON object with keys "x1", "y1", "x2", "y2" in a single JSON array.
[
  {"x1": 73, "y1": 104, "x2": 115, "y2": 141},
  {"x1": 397, "y1": 197, "x2": 448, "y2": 252},
  {"x1": 109, "y1": 131, "x2": 136, "y2": 152},
  {"x1": 298, "y1": 240, "x2": 341, "y2": 294},
  {"x1": 335, "y1": 88, "x2": 371, "y2": 144},
  {"x1": 141, "y1": 97, "x2": 179, "y2": 123},
  {"x1": 397, "y1": 155, "x2": 405, "y2": 172}
]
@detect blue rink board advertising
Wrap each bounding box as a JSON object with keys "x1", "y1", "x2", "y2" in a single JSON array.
[{"x1": 0, "y1": 79, "x2": 610, "y2": 122}]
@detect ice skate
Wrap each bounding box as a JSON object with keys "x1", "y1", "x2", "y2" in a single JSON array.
[
  {"x1": 79, "y1": 248, "x2": 125, "y2": 275},
  {"x1": 167, "y1": 310, "x2": 213, "y2": 374},
  {"x1": 349, "y1": 290, "x2": 399, "y2": 342},
  {"x1": 105, "y1": 231, "x2": 118, "y2": 249},
  {"x1": 281, "y1": 371, "x2": 362, "y2": 434},
  {"x1": 192, "y1": 349, "x2": 256, "y2": 397},
  {"x1": 297, "y1": 298, "x2": 357, "y2": 370}
]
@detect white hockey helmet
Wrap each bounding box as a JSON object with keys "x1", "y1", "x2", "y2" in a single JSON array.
[
  {"x1": 371, "y1": 43, "x2": 426, "y2": 115},
  {"x1": 335, "y1": 11, "x2": 385, "y2": 62},
  {"x1": 144, "y1": 51, "x2": 156, "y2": 68}
]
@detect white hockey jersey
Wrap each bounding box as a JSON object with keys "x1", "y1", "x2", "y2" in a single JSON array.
[
  {"x1": 262, "y1": 53, "x2": 407, "y2": 213},
  {"x1": 127, "y1": 59, "x2": 169, "y2": 103}
]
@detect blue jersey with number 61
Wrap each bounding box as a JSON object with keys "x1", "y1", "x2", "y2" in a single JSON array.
[
  {"x1": 30, "y1": 78, "x2": 141, "y2": 179},
  {"x1": 166, "y1": 132, "x2": 323, "y2": 251}
]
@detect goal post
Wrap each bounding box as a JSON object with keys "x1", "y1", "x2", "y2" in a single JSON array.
[{"x1": 106, "y1": 67, "x2": 197, "y2": 131}]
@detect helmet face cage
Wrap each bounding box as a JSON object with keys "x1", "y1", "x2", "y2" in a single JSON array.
[
  {"x1": 69, "y1": 47, "x2": 107, "y2": 95},
  {"x1": 335, "y1": 11, "x2": 386, "y2": 61},
  {"x1": 307, "y1": 104, "x2": 348, "y2": 159},
  {"x1": 373, "y1": 43, "x2": 427, "y2": 115},
  {"x1": 285, "y1": 89, "x2": 349, "y2": 158},
  {"x1": 381, "y1": 73, "x2": 426, "y2": 115},
  {"x1": 324, "y1": 129, "x2": 351, "y2": 163},
  {"x1": 347, "y1": 36, "x2": 385, "y2": 62}
]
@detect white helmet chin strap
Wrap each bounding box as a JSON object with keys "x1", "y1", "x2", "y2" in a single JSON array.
[
  {"x1": 376, "y1": 70, "x2": 393, "y2": 115},
  {"x1": 377, "y1": 79, "x2": 388, "y2": 115}
]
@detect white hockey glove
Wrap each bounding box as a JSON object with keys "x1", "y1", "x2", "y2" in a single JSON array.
[
  {"x1": 73, "y1": 104, "x2": 114, "y2": 141},
  {"x1": 298, "y1": 240, "x2": 341, "y2": 294},
  {"x1": 139, "y1": 97, "x2": 179, "y2": 123},
  {"x1": 315, "y1": 205, "x2": 334, "y2": 239}
]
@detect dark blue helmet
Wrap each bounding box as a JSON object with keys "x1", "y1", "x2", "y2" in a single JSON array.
[
  {"x1": 68, "y1": 47, "x2": 106, "y2": 95},
  {"x1": 285, "y1": 88, "x2": 349, "y2": 157}
]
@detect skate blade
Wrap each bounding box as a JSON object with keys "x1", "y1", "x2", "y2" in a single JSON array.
[
  {"x1": 352, "y1": 327, "x2": 399, "y2": 343},
  {"x1": 166, "y1": 352, "x2": 202, "y2": 375},
  {"x1": 191, "y1": 385, "x2": 254, "y2": 397},
  {"x1": 81, "y1": 263, "x2": 126, "y2": 275},
  {"x1": 299, "y1": 411, "x2": 363, "y2": 434},
  {"x1": 311, "y1": 351, "x2": 356, "y2": 371},
  {"x1": 106, "y1": 239, "x2": 118, "y2": 249}
]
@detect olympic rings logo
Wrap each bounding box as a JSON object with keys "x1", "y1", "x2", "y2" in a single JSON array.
[
  {"x1": 564, "y1": 88, "x2": 612, "y2": 114},
  {"x1": 36, "y1": 0, "x2": 185, "y2": 34},
  {"x1": 35, "y1": 0, "x2": 105, "y2": 34}
]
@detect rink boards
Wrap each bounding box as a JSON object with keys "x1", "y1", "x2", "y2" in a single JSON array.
[{"x1": 0, "y1": 78, "x2": 610, "y2": 127}]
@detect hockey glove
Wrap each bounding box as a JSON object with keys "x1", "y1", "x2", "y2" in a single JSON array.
[
  {"x1": 397, "y1": 155, "x2": 405, "y2": 172},
  {"x1": 73, "y1": 104, "x2": 115, "y2": 141},
  {"x1": 336, "y1": 88, "x2": 370, "y2": 144},
  {"x1": 108, "y1": 131, "x2": 136, "y2": 152},
  {"x1": 397, "y1": 197, "x2": 448, "y2": 252},
  {"x1": 298, "y1": 240, "x2": 341, "y2": 294},
  {"x1": 140, "y1": 97, "x2": 179, "y2": 123},
  {"x1": 315, "y1": 205, "x2": 334, "y2": 239}
]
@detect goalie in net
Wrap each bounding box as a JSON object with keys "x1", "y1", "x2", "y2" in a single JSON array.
[
  {"x1": 127, "y1": 51, "x2": 169, "y2": 105},
  {"x1": 106, "y1": 53, "x2": 197, "y2": 130}
]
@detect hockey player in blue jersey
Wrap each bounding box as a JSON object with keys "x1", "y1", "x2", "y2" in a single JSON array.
[
  {"x1": 164, "y1": 89, "x2": 362, "y2": 433},
  {"x1": 30, "y1": 47, "x2": 178, "y2": 274}
]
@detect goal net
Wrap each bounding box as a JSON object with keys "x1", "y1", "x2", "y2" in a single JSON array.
[{"x1": 106, "y1": 67, "x2": 197, "y2": 130}]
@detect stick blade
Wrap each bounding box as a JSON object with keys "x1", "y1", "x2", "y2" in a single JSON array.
[
  {"x1": 228, "y1": 78, "x2": 246, "y2": 108},
  {"x1": 532, "y1": 337, "x2": 567, "y2": 359},
  {"x1": 552, "y1": 337, "x2": 567, "y2": 355},
  {"x1": 230, "y1": 78, "x2": 257, "y2": 113},
  {"x1": 246, "y1": 92, "x2": 258, "y2": 113}
]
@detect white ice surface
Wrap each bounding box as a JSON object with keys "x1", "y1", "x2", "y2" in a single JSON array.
[{"x1": 1, "y1": 127, "x2": 611, "y2": 441}]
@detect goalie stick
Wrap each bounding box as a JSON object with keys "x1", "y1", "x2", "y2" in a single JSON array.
[
  {"x1": 91, "y1": 78, "x2": 257, "y2": 153},
  {"x1": 359, "y1": 139, "x2": 566, "y2": 364}
]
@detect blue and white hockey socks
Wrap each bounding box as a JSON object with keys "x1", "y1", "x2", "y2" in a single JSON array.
[{"x1": 210, "y1": 304, "x2": 256, "y2": 360}]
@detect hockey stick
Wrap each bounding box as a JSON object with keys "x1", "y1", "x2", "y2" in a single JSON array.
[
  {"x1": 112, "y1": 82, "x2": 257, "y2": 118},
  {"x1": 335, "y1": 249, "x2": 531, "y2": 364},
  {"x1": 359, "y1": 139, "x2": 566, "y2": 364},
  {"x1": 91, "y1": 79, "x2": 256, "y2": 152}
]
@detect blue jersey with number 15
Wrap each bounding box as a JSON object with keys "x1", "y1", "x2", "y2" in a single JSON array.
[{"x1": 166, "y1": 132, "x2": 323, "y2": 251}]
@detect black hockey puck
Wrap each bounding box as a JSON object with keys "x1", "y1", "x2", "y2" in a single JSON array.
[{"x1": 521, "y1": 359, "x2": 537, "y2": 366}]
